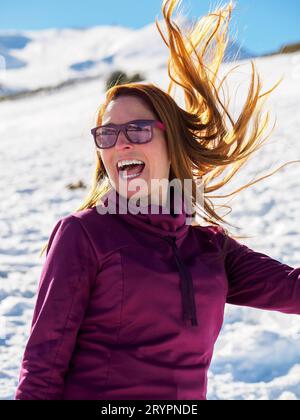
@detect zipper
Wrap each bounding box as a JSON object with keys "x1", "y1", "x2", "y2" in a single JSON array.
[{"x1": 164, "y1": 236, "x2": 198, "y2": 327}]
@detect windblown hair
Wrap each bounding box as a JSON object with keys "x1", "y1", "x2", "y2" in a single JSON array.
[{"x1": 40, "y1": 0, "x2": 298, "y2": 257}]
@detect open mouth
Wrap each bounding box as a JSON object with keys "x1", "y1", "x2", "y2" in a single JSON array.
[{"x1": 117, "y1": 160, "x2": 146, "y2": 180}]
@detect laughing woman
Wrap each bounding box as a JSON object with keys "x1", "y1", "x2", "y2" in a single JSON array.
[{"x1": 15, "y1": 0, "x2": 299, "y2": 400}]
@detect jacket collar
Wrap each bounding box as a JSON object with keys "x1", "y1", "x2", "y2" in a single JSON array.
[{"x1": 101, "y1": 187, "x2": 191, "y2": 241}]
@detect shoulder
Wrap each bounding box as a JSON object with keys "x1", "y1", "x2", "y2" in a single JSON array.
[
  {"x1": 46, "y1": 208, "x2": 114, "y2": 265},
  {"x1": 51, "y1": 208, "x2": 99, "y2": 237},
  {"x1": 51, "y1": 206, "x2": 119, "y2": 258},
  {"x1": 68, "y1": 206, "x2": 115, "y2": 236},
  {"x1": 52, "y1": 206, "x2": 109, "y2": 243},
  {"x1": 55, "y1": 206, "x2": 110, "y2": 230},
  {"x1": 192, "y1": 223, "x2": 227, "y2": 243},
  {"x1": 191, "y1": 224, "x2": 234, "y2": 258},
  {"x1": 46, "y1": 210, "x2": 98, "y2": 254}
]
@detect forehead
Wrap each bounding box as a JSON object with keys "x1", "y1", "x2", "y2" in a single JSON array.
[{"x1": 102, "y1": 95, "x2": 155, "y2": 124}]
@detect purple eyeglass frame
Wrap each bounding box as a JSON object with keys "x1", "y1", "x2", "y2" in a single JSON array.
[{"x1": 91, "y1": 119, "x2": 166, "y2": 149}]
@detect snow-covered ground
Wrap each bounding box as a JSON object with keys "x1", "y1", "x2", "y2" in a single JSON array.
[{"x1": 0, "y1": 23, "x2": 299, "y2": 399}]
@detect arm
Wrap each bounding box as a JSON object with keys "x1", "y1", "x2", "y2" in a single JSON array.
[
  {"x1": 15, "y1": 215, "x2": 99, "y2": 400},
  {"x1": 216, "y1": 227, "x2": 300, "y2": 314}
]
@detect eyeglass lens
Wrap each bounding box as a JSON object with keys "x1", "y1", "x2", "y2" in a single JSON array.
[{"x1": 95, "y1": 122, "x2": 153, "y2": 148}]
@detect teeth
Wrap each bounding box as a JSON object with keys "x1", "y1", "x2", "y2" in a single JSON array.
[
  {"x1": 122, "y1": 172, "x2": 143, "y2": 179},
  {"x1": 117, "y1": 159, "x2": 145, "y2": 170}
]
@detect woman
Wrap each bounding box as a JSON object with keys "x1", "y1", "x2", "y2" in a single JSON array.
[{"x1": 15, "y1": 0, "x2": 299, "y2": 400}]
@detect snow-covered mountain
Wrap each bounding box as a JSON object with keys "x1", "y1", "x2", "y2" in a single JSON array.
[{"x1": 0, "y1": 21, "x2": 256, "y2": 97}]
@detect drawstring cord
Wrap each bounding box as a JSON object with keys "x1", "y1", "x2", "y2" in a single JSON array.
[{"x1": 163, "y1": 236, "x2": 198, "y2": 327}]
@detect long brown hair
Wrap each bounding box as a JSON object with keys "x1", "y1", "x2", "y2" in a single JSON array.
[{"x1": 40, "y1": 0, "x2": 299, "y2": 257}]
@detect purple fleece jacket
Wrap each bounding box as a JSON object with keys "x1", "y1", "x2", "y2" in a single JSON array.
[{"x1": 15, "y1": 190, "x2": 300, "y2": 400}]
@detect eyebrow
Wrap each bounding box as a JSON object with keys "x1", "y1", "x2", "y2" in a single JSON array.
[{"x1": 101, "y1": 119, "x2": 148, "y2": 127}]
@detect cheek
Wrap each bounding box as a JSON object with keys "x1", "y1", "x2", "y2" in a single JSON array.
[
  {"x1": 156, "y1": 141, "x2": 170, "y2": 168},
  {"x1": 146, "y1": 148, "x2": 169, "y2": 180},
  {"x1": 150, "y1": 135, "x2": 168, "y2": 159},
  {"x1": 152, "y1": 134, "x2": 168, "y2": 154}
]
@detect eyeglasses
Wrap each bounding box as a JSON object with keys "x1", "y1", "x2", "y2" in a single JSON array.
[{"x1": 91, "y1": 119, "x2": 166, "y2": 149}]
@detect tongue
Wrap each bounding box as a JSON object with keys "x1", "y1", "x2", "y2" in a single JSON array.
[{"x1": 123, "y1": 164, "x2": 145, "y2": 176}]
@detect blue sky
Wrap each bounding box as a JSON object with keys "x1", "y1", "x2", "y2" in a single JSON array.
[{"x1": 1, "y1": 0, "x2": 299, "y2": 55}]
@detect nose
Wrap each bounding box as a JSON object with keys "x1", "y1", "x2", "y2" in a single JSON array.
[{"x1": 114, "y1": 129, "x2": 133, "y2": 150}]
